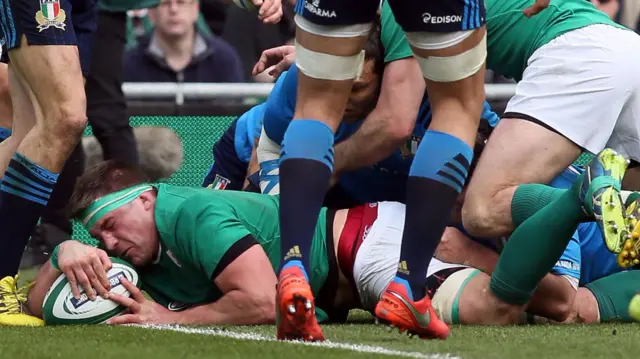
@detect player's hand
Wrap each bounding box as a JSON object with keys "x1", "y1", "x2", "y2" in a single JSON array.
[
  {"x1": 253, "y1": 0, "x2": 283, "y2": 24},
  {"x1": 106, "y1": 278, "x2": 175, "y2": 325},
  {"x1": 434, "y1": 227, "x2": 473, "y2": 265},
  {"x1": 252, "y1": 45, "x2": 296, "y2": 78},
  {"x1": 57, "y1": 241, "x2": 112, "y2": 301},
  {"x1": 523, "y1": 0, "x2": 550, "y2": 17}
]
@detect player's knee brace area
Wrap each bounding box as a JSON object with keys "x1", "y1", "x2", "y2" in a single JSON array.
[
  {"x1": 293, "y1": 15, "x2": 371, "y2": 81},
  {"x1": 405, "y1": 31, "x2": 487, "y2": 82}
]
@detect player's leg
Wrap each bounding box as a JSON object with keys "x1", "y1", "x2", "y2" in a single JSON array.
[
  {"x1": 375, "y1": 0, "x2": 486, "y2": 339},
  {"x1": 464, "y1": 24, "x2": 640, "y2": 244},
  {"x1": 485, "y1": 150, "x2": 629, "y2": 320},
  {"x1": 0, "y1": 62, "x2": 11, "y2": 143},
  {"x1": 0, "y1": 0, "x2": 93, "y2": 280},
  {"x1": 0, "y1": 65, "x2": 37, "y2": 176},
  {"x1": 580, "y1": 270, "x2": 640, "y2": 323},
  {"x1": 462, "y1": 120, "x2": 580, "y2": 238},
  {"x1": 276, "y1": 0, "x2": 378, "y2": 342},
  {"x1": 0, "y1": 64, "x2": 43, "y2": 327}
]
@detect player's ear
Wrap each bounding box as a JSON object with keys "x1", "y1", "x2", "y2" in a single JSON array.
[{"x1": 139, "y1": 191, "x2": 155, "y2": 211}]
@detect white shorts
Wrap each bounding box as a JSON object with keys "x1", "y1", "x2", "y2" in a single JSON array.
[
  {"x1": 352, "y1": 201, "x2": 475, "y2": 324},
  {"x1": 504, "y1": 24, "x2": 640, "y2": 162}
]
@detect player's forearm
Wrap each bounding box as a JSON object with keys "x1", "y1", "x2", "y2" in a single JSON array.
[
  {"x1": 333, "y1": 110, "x2": 408, "y2": 172},
  {"x1": 174, "y1": 290, "x2": 275, "y2": 325},
  {"x1": 333, "y1": 58, "x2": 423, "y2": 173},
  {"x1": 26, "y1": 260, "x2": 62, "y2": 318}
]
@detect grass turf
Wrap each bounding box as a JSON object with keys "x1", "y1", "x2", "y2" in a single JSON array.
[{"x1": 1, "y1": 310, "x2": 638, "y2": 359}]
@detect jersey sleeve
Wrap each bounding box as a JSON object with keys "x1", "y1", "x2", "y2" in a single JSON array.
[
  {"x1": 380, "y1": 0, "x2": 413, "y2": 63},
  {"x1": 263, "y1": 68, "x2": 297, "y2": 145},
  {"x1": 481, "y1": 101, "x2": 500, "y2": 128},
  {"x1": 175, "y1": 199, "x2": 258, "y2": 279},
  {"x1": 551, "y1": 231, "x2": 581, "y2": 282}
]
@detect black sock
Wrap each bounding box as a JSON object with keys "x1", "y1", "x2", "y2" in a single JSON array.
[
  {"x1": 0, "y1": 153, "x2": 58, "y2": 277},
  {"x1": 394, "y1": 130, "x2": 473, "y2": 301},
  {"x1": 278, "y1": 119, "x2": 334, "y2": 279}
]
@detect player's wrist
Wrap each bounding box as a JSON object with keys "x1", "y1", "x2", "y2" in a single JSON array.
[{"x1": 50, "y1": 244, "x2": 61, "y2": 270}]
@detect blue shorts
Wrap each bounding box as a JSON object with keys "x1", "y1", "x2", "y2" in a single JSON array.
[
  {"x1": 294, "y1": 0, "x2": 484, "y2": 32},
  {"x1": 0, "y1": 0, "x2": 98, "y2": 75},
  {"x1": 202, "y1": 120, "x2": 250, "y2": 191}
]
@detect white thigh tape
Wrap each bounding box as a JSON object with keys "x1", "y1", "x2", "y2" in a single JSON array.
[{"x1": 295, "y1": 41, "x2": 365, "y2": 81}]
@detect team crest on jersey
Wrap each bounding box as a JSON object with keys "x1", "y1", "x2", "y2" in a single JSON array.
[
  {"x1": 399, "y1": 136, "x2": 422, "y2": 159},
  {"x1": 35, "y1": 0, "x2": 67, "y2": 32},
  {"x1": 211, "y1": 174, "x2": 230, "y2": 190}
]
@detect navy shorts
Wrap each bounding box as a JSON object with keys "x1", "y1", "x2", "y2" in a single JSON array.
[
  {"x1": 0, "y1": 0, "x2": 98, "y2": 75},
  {"x1": 202, "y1": 120, "x2": 250, "y2": 191},
  {"x1": 294, "y1": 0, "x2": 484, "y2": 32}
]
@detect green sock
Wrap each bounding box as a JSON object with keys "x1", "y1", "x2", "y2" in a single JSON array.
[
  {"x1": 585, "y1": 270, "x2": 640, "y2": 322},
  {"x1": 490, "y1": 178, "x2": 585, "y2": 305},
  {"x1": 511, "y1": 184, "x2": 565, "y2": 227}
]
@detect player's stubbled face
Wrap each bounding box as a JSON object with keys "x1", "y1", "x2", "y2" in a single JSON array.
[
  {"x1": 343, "y1": 60, "x2": 381, "y2": 123},
  {"x1": 89, "y1": 195, "x2": 159, "y2": 267}
]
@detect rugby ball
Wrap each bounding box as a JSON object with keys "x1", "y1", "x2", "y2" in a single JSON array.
[
  {"x1": 232, "y1": 0, "x2": 259, "y2": 11},
  {"x1": 42, "y1": 257, "x2": 140, "y2": 325}
]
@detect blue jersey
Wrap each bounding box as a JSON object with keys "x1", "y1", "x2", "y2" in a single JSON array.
[
  {"x1": 234, "y1": 103, "x2": 265, "y2": 163},
  {"x1": 548, "y1": 166, "x2": 627, "y2": 285},
  {"x1": 263, "y1": 65, "x2": 500, "y2": 203}
]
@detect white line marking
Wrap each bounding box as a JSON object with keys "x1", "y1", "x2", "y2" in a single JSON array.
[{"x1": 135, "y1": 324, "x2": 460, "y2": 359}]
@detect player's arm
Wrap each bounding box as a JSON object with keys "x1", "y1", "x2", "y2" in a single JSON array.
[
  {"x1": 173, "y1": 243, "x2": 277, "y2": 325},
  {"x1": 256, "y1": 69, "x2": 296, "y2": 195},
  {"x1": 26, "y1": 261, "x2": 61, "y2": 318},
  {"x1": 332, "y1": 57, "x2": 424, "y2": 174},
  {"x1": 436, "y1": 228, "x2": 578, "y2": 322}
]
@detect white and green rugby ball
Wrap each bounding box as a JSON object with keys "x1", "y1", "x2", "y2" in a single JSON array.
[
  {"x1": 232, "y1": 0, "x2": 259, "y2": 11},
  {"x1": 42, "y1": 257, "x2": 140, "y2": 325}
]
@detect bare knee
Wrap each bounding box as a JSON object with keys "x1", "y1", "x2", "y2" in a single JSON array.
[
  {"x1": 45, "y1": 98, "x2": 87, "y2": 145},
  {"x1": 462, "y1": 187, "x2": 515, "y2": 238}
]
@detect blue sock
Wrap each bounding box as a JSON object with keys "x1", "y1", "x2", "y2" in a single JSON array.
[
  {"x1": 394, "y1": 130, "x2": 473, "y2": 300},
  {"x1": 278, "y1": 119, "x2": 334, "y2": 279},
  {"x1": 0, "y1": 127, "x2": 12, "y2": 144},
  {"x1": 0, "y1": 153, "x2": 58, "y2": 278}
]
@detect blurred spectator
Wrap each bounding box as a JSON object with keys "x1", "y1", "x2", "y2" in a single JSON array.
[
  {"x1": 126, "y1": 7, "x2": 214, "y2": 50},
  {"x1": 221, "y1": 0, "x2": 295, "y2": 82},
  {"x1": 124, "y1": 0, "x2": 244, "y2": 83}
]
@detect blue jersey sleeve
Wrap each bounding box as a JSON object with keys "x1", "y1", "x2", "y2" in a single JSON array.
[
  {"x1": 234, "y1": 103, "x2": 267, "y2": 163},
  {"x1": 551, "y1": 232, "x2": 581, "y2": 281},
  {"x1": 481, "y1": 101, "x2": 500, "y2": 128},
  {"x1": 263, "y1": 67, "x2": 298, "y2": 145}
]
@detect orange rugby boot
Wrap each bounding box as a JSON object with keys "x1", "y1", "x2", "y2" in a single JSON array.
[
  {"x1": 276, "y1": 265, "x2": 325, "y2": 341},
  {"x1": 375, "y1": 281, "x2": 450, "y2": 339}
]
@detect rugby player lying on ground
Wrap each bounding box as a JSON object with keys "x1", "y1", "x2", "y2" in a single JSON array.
[{"x1": 27, "y1": 152, "x2": 639, "y2": 326}]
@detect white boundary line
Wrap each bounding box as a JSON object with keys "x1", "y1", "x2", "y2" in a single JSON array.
[{"x1": 135, "y1": 324, "x2": 461, "y2": 359}]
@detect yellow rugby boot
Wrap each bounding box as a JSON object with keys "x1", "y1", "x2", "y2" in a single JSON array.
[
  {"x1": 0, "y1": 276, "x2": 44, "y2": 326},
  {"x1": 620, "y1": 193, "x2": 640, "y2": 268},
  {"x1": 579, "y1": 149, "x2": 630, "y2": 255}
]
